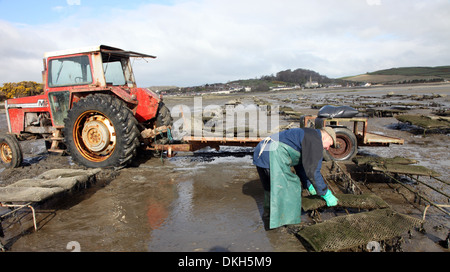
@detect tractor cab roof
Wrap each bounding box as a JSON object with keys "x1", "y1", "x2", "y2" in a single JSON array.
[{"x1": 44, "y1": 45, "x2": 156, "y2": 59}]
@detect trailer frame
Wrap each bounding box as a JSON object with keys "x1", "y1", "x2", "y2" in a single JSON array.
[{"x1": 301, "y1": 115, "x2": 404, "y2": 146}]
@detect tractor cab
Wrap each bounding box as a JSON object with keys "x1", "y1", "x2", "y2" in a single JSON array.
[{"x1": 44, "y1": 45, "x2": 155, "y2": 89}]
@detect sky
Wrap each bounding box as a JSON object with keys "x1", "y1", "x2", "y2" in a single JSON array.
[{"x1": 1, "y1": 0, "x2": 449, "y2": 87}]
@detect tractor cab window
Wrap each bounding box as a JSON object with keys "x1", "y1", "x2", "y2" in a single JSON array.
[
  {"x1": 103, "y1": 60, "x2": 126, "y2": 86},
  {"x1": 102, "y1": 53, "x2": 136, "y2": 87},
  {"x1": 48, "y1": 55, "x2": 93, "y2": 87}
]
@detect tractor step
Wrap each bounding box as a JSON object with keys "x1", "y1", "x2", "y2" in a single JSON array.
[{"x1": 47, "y1": 130, "x2": 65, "y2": 154}]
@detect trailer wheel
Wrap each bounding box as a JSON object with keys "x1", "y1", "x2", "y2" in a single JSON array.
[
  {"x1": 64, "y1": 94, "x2": 139, "y2": 169},
  {"x1": 324, "y1": 127, "x2": 357, "y2": 161},
  {"x1": 0, "y1": 134, "x2": 23, "y2": 168}
]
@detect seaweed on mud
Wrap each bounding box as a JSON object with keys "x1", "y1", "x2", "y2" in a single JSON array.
[{"x1": 395, "y1": 115, "x2": 450, "y2": 129}]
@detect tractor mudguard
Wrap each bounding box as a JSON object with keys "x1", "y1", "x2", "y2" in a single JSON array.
[{"x1": 110, "y1": 86, "x2": 139, "y2": 106}]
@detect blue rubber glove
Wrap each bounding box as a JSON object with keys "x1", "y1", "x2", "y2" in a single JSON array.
[
  {"x1": 322, "y1": 190, "x2": 338, "y2": 207},
  {"x1": 308, "y1": 184, "x2": 317, "y2": 195}
]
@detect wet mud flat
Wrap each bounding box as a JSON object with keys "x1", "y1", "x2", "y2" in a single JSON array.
[{"x1": 1, "y1": 83, "x2": 449, "y2": 252}]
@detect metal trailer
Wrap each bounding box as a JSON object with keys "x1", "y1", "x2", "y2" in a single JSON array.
[
  {"x1": 300, "y1": 115, "x2": 404, "y2": 161},
  {"x1": 147, "y1": 114, "x2": 404, "y2": 162}
]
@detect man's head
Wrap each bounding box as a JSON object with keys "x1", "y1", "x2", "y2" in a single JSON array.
[{"x1": 321, "y1": 127, "x2": 336, "y2": 150}]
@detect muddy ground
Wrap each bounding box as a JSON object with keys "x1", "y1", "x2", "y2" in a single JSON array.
[{"x1": 0, "y1": 83, "x2": 449, "y2": 252}]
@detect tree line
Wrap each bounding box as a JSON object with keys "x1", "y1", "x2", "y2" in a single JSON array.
[
  {"x1": 260, "y1": 68, "x2": 335, "y2": 85},
  {"x1": 228, "y1": 68, "x2": 346, "y2": 92}
]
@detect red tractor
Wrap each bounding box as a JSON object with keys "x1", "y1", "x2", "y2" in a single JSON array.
[{"x1": 1, "y1": 45, "x2": 172, "y2": 169}]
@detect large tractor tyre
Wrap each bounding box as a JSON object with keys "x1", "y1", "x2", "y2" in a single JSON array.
[
  {"x1": 323, "y1": 127, "x2": 357, "y2": 161},
  {"x1": 0, "y1": 134, "x2": 23, "y2": 168},
  {"x1": 155, "y1": 103, "x2": 173, "y2": 127},
  {"x1": 154, "y1": 103, "x2": 173, "y2": 145},
  {"x1": 64, "y1": 94, "x2": 140, "y2": 169}
]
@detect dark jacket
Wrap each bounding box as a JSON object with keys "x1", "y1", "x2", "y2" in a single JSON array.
[{"x1": 253, "y1": 128, "x2": 328, "y2": 195}]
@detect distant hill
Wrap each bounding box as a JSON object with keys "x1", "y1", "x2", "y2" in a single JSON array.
[
  {"x1": 343, "y1": 66, "x2": 450, "y2": 84},
  {"x1": 229, "y1": 68, "x2": 343, "y2": 91},
  {"x1": 165, "y1": 65, "x2": 450, "y2": 94},
  {"x1": 147, "y1": 86, "x2": 178, "y2": 92}
]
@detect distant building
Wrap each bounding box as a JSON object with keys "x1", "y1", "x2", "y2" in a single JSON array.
[{"x1": 304, "y1": 76, "x2": 319, "y2": 88}]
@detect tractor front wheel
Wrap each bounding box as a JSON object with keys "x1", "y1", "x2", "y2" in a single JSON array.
[
  {"x1": 0, "y1": 134, "x2": 23, "y2": 168},
  {"x1": 64, "y1": 94, "x2": 139, "y2": 169}
]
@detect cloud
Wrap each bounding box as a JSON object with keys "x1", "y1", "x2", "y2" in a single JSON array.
[
  {"x1": 67, "y1": 0, "x2": 81, "y2": 5},
  {"x1": 1, "y1": 0, "x2": 450, "y2": 86},
  {"x1": 52, "y1": 6, "x2": 65, "y2": 12},
  {"x1": 366, "y1": 0, "x2": 381, "y2": 6}
]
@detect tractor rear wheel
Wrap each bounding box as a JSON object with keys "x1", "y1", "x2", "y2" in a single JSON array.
[
  {"x1": 324, "y1": 127, "x2": 357, "y2": 161},
  {"x1": 0, "y1": 134, "x2": 23, "y2": 168},
  {"x1": 64, "y1": 94, "x2": 139, "y2": 169}
]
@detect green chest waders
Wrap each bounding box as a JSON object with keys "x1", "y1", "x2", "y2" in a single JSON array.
[{"x1": 268, "y1": 141, "x2": 302, "y2": 229}]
